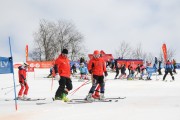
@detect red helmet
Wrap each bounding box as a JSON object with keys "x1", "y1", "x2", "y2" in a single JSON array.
[{"x1": 93, "y1": 50, "x2": 100, "y2": 55}]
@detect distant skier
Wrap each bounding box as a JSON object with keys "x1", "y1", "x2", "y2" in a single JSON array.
[
  {"x1": 80, "y1": 57, "x2": 85, "y2": 64},
  {"x1": 54, "y1": 49, "x2": 72, "y2": 102},
  {"x1": 79, "y1": 62, "x2": 89, "y2": 81},
  {"x1": 114, "y1": 63, "x2": 121, "y2": 79},
  {"x1": 158, "y1": 60, "x2": 162, "y2": 75},
  {"x1": 86, "y1": 50, "x2": 108, "y2": 102},
  {"x1": 18, "y1": 63, "x2": 29, "y2": 100},
  {"x1": 139, "y1": 64, "x2": 146, "y2": 80},
  {"x1": 71, "y1": 63, "x2": 77, "y2": 76},
  {"x1": 47, "y1": 65, "x2": 55, "y2": 78},
  {"x1": 172, "y1": 59, "x2": 177, "y2": 74},
  {"x1": 135, "y1": 64, "x2": 141, "y2": 79},
  {"x1": 163, "y1": 60, "x2": 175, "y2": 82},
  {"x1": 119, "y1": 64, "x2": 127, "y2": 79},
  {"x1": 127, "y1": 66, "x2": 135, "y2": 80}
]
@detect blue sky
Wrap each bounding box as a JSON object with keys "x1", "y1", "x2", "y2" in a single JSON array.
[{"x1": 0, "y1": 0, "x2": 180, "y2": 62}]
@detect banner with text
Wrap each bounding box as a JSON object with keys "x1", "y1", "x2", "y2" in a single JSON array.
[{"x1": 0, "y1": 57, "x2": 13, "y2": 74}]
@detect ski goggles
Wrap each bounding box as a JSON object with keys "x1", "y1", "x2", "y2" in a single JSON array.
[{"x1": 93, "y1": 54, "x2": 100, "y2": 58}]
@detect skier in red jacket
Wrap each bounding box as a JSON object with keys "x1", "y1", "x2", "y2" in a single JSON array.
[
  {"x1": 86, "y1": 50, "x2": 108, "y2": 102},
  {"x1": 54, "y1": 49, "x2": 72, "y2": 102},
  {"x1": 18, "y1": 63, "x2": 29, "y2": 100}
]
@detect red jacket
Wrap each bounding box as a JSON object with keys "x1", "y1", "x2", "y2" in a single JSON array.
[
  {"x1": 88, "y1": 57, "x2": 106, "y2": 76},
  {"x1": 55, "y1": 54, "x2": 71, "y2": 78},
  {"x1": 18, "y1": 66, "x2": 27, "y2": 82}
]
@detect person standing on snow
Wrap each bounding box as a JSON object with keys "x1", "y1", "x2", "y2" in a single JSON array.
[
  {"x1": 79, "y1": 62, "x2": 89, "y2": 80},
  {"x1": 119, "y1": 64, "x2": 127, "y2": 79},
  {"x1": 172, "y1": 59, "x2": 177, "y2": 74},
  {"x1": 86, "y1": 50, "x2": 108, "y2": 102},
  {"x1": 158, "y1": 60, "x2": 162, "y2": 75},
  {"x1": 163, "y1": 60, "x2": 175, "y2": 82},
  {"x1": 114, "y1": 63, "x2": 121, "y2": 79},
  {"x1": 18, "y1": 63, "x2": 29, "y2": 100},
  {"x1": 54, "y1": 49, "x2": 72, "y2": 102}
]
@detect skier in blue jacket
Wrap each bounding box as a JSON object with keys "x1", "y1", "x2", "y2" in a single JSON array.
[
  {"x1": 163, "y1": 60, "x2": 174, "y2": 81},
  {"x1": 79, "y1": 63, "x2": 89, "y2": 80}
]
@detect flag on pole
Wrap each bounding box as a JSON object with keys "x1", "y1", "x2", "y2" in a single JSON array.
[
  {"x1": 162, "y1": 43, "x2": 167, "y2": 63},
  {"x1": 0, "y1": 57, "x2": 13, "y2": 74},
  {"x1": 26, "y1": 45, "x2": 28, "y2": 62}
]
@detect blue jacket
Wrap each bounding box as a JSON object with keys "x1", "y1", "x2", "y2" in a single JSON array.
[
  {"x1": 165, "y1": 62, "x2": 174, "y2": 70},
  {"x1": 79, "y1": 66, "x2": 88, "y2": 74}
]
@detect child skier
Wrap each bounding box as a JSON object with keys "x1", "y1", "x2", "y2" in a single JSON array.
[
  {"x1": 86, "y1": 50, "x2": 108, "y2": 102},
  {"x1": 18, "y1": 63, "x2": 29, "y2": 100},
  {"x1": 79, "y1": 62, "x2": 89, "y2": 81}
]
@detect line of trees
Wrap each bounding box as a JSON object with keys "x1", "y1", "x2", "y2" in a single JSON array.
[
  {"x1": 29, "y1": 19, "x2": 87, "y2": 61},
  {"x1": 115, "y1": 41, "x2": 176, "y2": 63},
  {"x1": 29, "y1": 19, "x2": 176, "y2": 63}
]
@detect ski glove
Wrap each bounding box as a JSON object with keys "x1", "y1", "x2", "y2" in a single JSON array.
[
  {"x1": 55, "y1": 73, "x2": 60, "y2": 81},
  {"x1": 104, "y1": 71, "x2": 108, "y2": 77},
  {"x1": 89, "y1": 70, "x2": 92, "y2": 74}
]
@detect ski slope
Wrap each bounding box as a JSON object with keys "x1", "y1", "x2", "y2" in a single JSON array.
[{"x1": 0, "y1": 68, "x2": 180, "y2": 120}]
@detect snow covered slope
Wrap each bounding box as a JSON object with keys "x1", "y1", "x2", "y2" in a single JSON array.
[{"x1": 0, "y1": 69, "x2": 180, "y2": 120}]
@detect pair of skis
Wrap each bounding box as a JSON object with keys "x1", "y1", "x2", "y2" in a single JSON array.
[
  {"x1": 5, "y1": 98, "x2": 46, "y2": 101},
  {"x1": 67, "y1": 97, "x2": 126, "y2": 104},
  {"x1": 36, "y1": 97, "x2": 126, "y2": 105}
]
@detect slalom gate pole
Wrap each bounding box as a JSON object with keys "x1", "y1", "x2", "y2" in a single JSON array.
[
  {"x1": 9, "y1": 37, "x2": 18, "y2": 111},
  {"x1": 70, "y1": 80, "x2": 91, "y2": 96}
]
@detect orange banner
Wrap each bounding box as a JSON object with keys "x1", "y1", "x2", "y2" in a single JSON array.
[
  {"x1": 26, "y1": 45, "x2": 28, "y2": 62},
  {"x1": 27, "y1": 67, "x2": 34, "y2": 72},
  {"x1": 26, "y1": 61, "x2": 54, "y2": 68},
  {"x1": 162, "y1": 43, "x2": 167, "y2": 63}
]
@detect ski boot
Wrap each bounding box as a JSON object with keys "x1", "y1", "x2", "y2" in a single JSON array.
[
  {"x1": 85, "y1": 93, "x2": 94, "y2": 102},
  {"x1": 100, "y1": 93, "x2": 105, "y2": 100},
  {"x1": 62, "y1": 93, "x2": 69, "y2": 102}
]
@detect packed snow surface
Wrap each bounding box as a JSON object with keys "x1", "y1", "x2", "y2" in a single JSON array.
[{"x1": 0, "y1": 69, "x2": 180, "y2": 120}]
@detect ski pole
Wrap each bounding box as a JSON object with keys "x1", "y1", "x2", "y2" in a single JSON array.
[
  {"x1": 70, "y1": 80, "x2": 90, "y2": 95},
  {"x1": 1, "y1": 84, "x2": 20, "y2": 90},
  {"x1": 70, "y1": 80, "x2": 91, "y2": 95},
  {"x1": 4, "y1": 87, "x2": 14, "y2": 95},
  {"x1": 4, "y1": 84, "x2": 20, "y2": 95}
]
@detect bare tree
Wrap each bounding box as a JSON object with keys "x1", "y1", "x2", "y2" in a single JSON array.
[
  {"x1": 167, "y1": 48, "x2": 176, "y2": 60},
  {"x1": 145, "y1": 52, "x2": 154, "y2": 63},
  {"x1": 115, "y1": 41, "x2": 131, "y2": 59},
  {"x1": 54, "y1": 20, "x2": 84, "y2": 60},
  {"x1": 30, "y1": 19, "x2": 85, "y2": 61},
  {"x1": 131, "y1": 43, "x2": 143, "y2": 59},
  {"x1": 32, "y1": 19, "x2": 56, "y2": 61},
  {"x1": 159, "y1": 47, "x2": 176, "y2": 62}
]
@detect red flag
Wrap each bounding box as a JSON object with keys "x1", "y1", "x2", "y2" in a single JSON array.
[
  {"x1": 26, "y1": 45, "x2": 28, "y2": 62},
  {"x1": 162, "y1": 43, "x2": 167, "y2": 63}
]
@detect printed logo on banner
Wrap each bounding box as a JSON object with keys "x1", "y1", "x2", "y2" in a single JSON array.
[
  {"x1": 0, "y1": 57, "x2": 13, "y2": 74},
  {"x1": 30, "y1": 63, "x2": 35, "y2": 67},
  {"x1": 35, "y1": 63, "x2": 40, "y2": 68}
]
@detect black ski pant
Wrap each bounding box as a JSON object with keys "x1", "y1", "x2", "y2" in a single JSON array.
[
  {"x1": 115, "y1": 68, "x2": 119, "y2": 78},
  {"x1": 158, "y1": 68, "x2": 162, "y2": 75},
  {"x1": 89, "y1": 75, "x2": 105, "y2": 94},
  {"x1": 163, "y1": 70, "x2": 174, "y2": 80},
  {"x1": 55, "y1": 76, "x2": 73, "y2": 97}
]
